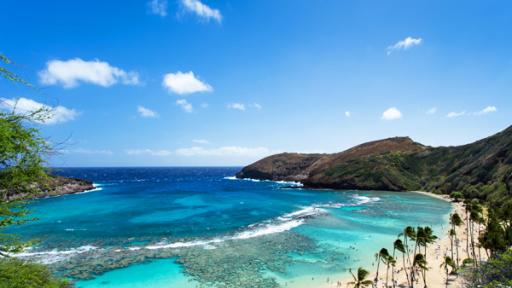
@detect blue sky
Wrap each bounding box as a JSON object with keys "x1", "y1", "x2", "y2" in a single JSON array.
[{"x1": 0, "y1": 0, "x2": 510, "y2": 166}]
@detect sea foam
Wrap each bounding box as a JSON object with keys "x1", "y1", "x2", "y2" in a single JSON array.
[
  {"x1": 14, "y1": 245, "x2": 97, "y2": 264},
  {"x1": 224, "y1": 176, "x2": 304, "y2": 187}
]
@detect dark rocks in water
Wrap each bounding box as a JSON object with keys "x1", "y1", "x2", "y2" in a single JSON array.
[
  {"x1": 238, "y1": 125, "x2": 512, "y2": 200},
  {"x1": 43, "y1": 176, "x2": 95, "y2": 197}
]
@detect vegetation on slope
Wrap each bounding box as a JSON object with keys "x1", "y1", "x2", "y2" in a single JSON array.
[
  {"x1": 238, "y1": 127, "x2": 512, "y2": 203},
  {"x1": 0, "y1": 54, "x2": 72, "y2": 287}
]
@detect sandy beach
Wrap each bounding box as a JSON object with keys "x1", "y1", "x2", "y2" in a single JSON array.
[{"x1": 312, "y1": 191, "x2": 485, "y2": 288}]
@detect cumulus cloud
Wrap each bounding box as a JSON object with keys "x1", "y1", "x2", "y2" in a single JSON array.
[
  {"x1": 137, "y1": 105, "x2": 158, "y2": 118},
  {"x1": 345, "y1": 111, "x2": 351, "y2": 117},
  {"x1": 0, "y1": 97, "x2": 77, "y2": 124},
  {"x1": 181, "y1": 0, "x2": 222, "y2": 22},
  {"x1": 381, "y1": 107, "x2": 402, "y2": 120},
  {"x1": 227, "y1": 103, "x2": 246, "y2": 111},
  {"x1": 149, "y1": 0, "x2": 167, "y2": 17},
  {"x1": 387, "y1": 37, "x2": 422, "y2": 55},
  {"x1": 176, "y1": 99, "x2": 193, "y2": 113},
  {"x1": 125, "y1": 149, "x2": 172, "y2": 156},
  {"x1": 39, "y1": 58, "x2": 139, "y2": 88},
  {"x1": 163, "y1": 71, "x2": 212, "y2": 95},
  {"x1": 60, "y1": 149, "x2": 113, "y2": 155},
  {"x1": 426, "y1": 107, "x2": 437, "y2": 115},
  {"x1": 175, "y1": 146, "x2": 270, "y2": 157},
  {"x1": 475, "y1": 106, "x2": 497, "y2": 115},
  {"x1": 252, "y1": 103, "x2": 262, "y2": 110}
]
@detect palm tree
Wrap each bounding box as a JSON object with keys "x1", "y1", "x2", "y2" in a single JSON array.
[
  {"x1": 463, "y1": 199, "x2": 472, "y2": 258},
  {"x1": 413, "y1": 253, "x2": 428, "y2": 288},
  {"x1": 387, "y1": 256, "x2": 396, "y2": 288},
  {"x1": 469, "y1": 203, "x2": 482, "y2": 266},
  {"x1": 403, "y1": 226, "x2": 416, "y2": 287},
  {"x1": 440, "y1": 256, "x2": 456, "y2": 288},
  {"x1": 448, "y1": 228, "x2": 456, "y2": 264},
  {"x1": 374, "y1": 248, "x2": 390, "y2": 287},
  {"x1": 348, "y1": 267, "x2": 373, "y2": 288},
  {"x1": 423, "y1": 227, "x2": 438, "y2": 258},
  {"x1": 450, "y1": 213, "x2": 463, "y2": 268},
  {"x1": 393, "y1": 238, "x2": 410, "y2": 287}
]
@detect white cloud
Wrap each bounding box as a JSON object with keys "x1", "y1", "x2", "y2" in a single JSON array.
[
  {"x1": 176, "y1": 99, "x2": 193, "y2": 113},
  {"x1": 387, "y1": 37, "x2": 422, "y2": 55},
  {"x1": 475, "y1": 106, "x2": 497, "y2": 115},
  {"x1": 227, "y1": 103, "x2": 246, "y2": 111},
  {"x1": 446, "y1": 106, "x2": 497, "y2": 118},
  {"x1": 447, "y1": 111, "x2": 466, "y2": 118},
  {"x1": 0, "y1": 97, "x2": 77, "y2": 124},
  {"x1": 193, "y1": 139, "x2": 209, "y2": 145},
  {"x1": 39, "y1": 58, "x2": 139, "y2": 88},
  {"x1": 125, "y1": 149, "x2": 172, "y2": 156},
  {"x1": 426, "y1": 107, "x2": 437, "y2": 115},
  {"x1": 345, "y1": 111, "x2": 351, "y2": 117},
  {"x1": 381, "y1": 107, "x2": 402, "y2": 120},
  {"x1": 252, "y1": 103, "x2": 263, "y2": 110},
  {"x1": 149, "y1": 0, "x2": 167, "y2": 17},
  {"x1": 137, "y1": 105, "x2": 158, "y2": 118},
  {"x1": 60, "y1": 149, "x2": 113, "y2": 155},
  {"x1": 175, "y1": 146, "x2": 270, "y2": 157},
  {"x1": 181, "y1": 0, "x2": 222, "y2": 22},
  {"x1": 162, "y1": 71, "x2": 212, "y2": 95}
]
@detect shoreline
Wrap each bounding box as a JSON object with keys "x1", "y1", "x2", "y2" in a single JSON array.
[{"x1": 298, "y1": 190, "x2": 479, "y2": 288}]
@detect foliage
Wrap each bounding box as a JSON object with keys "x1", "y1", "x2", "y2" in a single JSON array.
[
  {"x1": 465, "y1": 249, "x2": 512, "y2": 288},
  {"x1": 348, "y1": 267, "x2": 373, "y2": 288},
  {"x1": 0, "y1": 258, "x2": 71, "y2": 288},
  {"x1": 0, "y1": 54, "x2": 50, "y2": 255},
  {"x1": 0, "y1": 54, "x2": 67, "y2": 286}
]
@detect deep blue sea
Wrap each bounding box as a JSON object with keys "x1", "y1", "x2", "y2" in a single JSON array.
[{"x1": 11, "y1": 167, "x2": 452, "y2": 288}]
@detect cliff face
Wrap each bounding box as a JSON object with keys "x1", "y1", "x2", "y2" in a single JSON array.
[{"x1": 237, "y1": 126, "x2": 512, "y2": 198}]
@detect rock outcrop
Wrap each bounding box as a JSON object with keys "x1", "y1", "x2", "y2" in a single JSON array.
[{"x1": 237, "y1": 125, "x2": 512, "y2": 199}]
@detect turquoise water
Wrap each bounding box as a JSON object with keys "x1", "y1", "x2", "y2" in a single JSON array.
[{"x1": 11, "y1": 168, "x2": 452, "y2": 288}]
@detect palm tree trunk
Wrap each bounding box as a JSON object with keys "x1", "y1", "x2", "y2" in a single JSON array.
[
  {"x1": 386, "y1": 262, "x2": 390, "y2": 288},
  {"x1": 477, "y1": 224, "x2": 482, "y2": 263},
  {"x1": 455, "y1": 232, "x2": 460, "y2": 269},
  {"x1": 445, "y1": 266, "x2": 449, "y2": 288},
  {"x1": 466, "y1": 211, "x2": 470, "y2": 258},
  {"x1": 423, "y1": 268, "x2": 427, "y2": 288},
  {"x1": 402, "y1": 253, "x2": 410, "y2": 287},
  {"x1": 374, "y1": 256, "x2": 380, "y2": 288},
  {"x1": 470, "y1": 221, "x2": 477, "y2": 267}
]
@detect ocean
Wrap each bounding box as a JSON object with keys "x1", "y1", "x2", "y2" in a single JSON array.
[{"x1": 10, "y1": 167, "x2": 452, "y2": 287}]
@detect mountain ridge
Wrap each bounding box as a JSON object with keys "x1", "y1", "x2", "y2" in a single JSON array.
[{"x1": 237, "y1": 126, "x2": 512, "y2": 200}]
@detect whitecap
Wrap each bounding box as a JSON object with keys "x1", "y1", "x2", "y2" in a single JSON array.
[
  {"x1": 13, "y1": 245, "x2": 97, "y2": 264},
  {"x1": 76, "y1": 183, "x2": 103, "y2": 194},
  {"x1": 223, "y1": 176, "x2": 303, "y2": 187},
  {"x1": 352, "y1": 195, "x2": 380, "y2": 205}
]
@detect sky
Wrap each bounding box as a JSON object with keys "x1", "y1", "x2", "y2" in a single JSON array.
[{"x1": 0, "y1": 0, "x2": 511, "y2": 166}]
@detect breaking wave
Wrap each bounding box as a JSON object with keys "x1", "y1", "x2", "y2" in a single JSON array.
[
  {"x1": 224, "y1": 176, "x2": 303, "y2": 187},
  {"x1": 143, "y1": 206, "x2": 325, "y2": 250},
  {"x1": 14, "y1": 245, "x2": 97, "y2": 264},
  {"x1": 77, "y1": 183, "x2": 103, "y2": 194}
]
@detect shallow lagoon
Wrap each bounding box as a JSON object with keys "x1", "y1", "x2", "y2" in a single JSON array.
[{"x1": 11, "y1": 167, "x2": 451, "y2": 288}]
